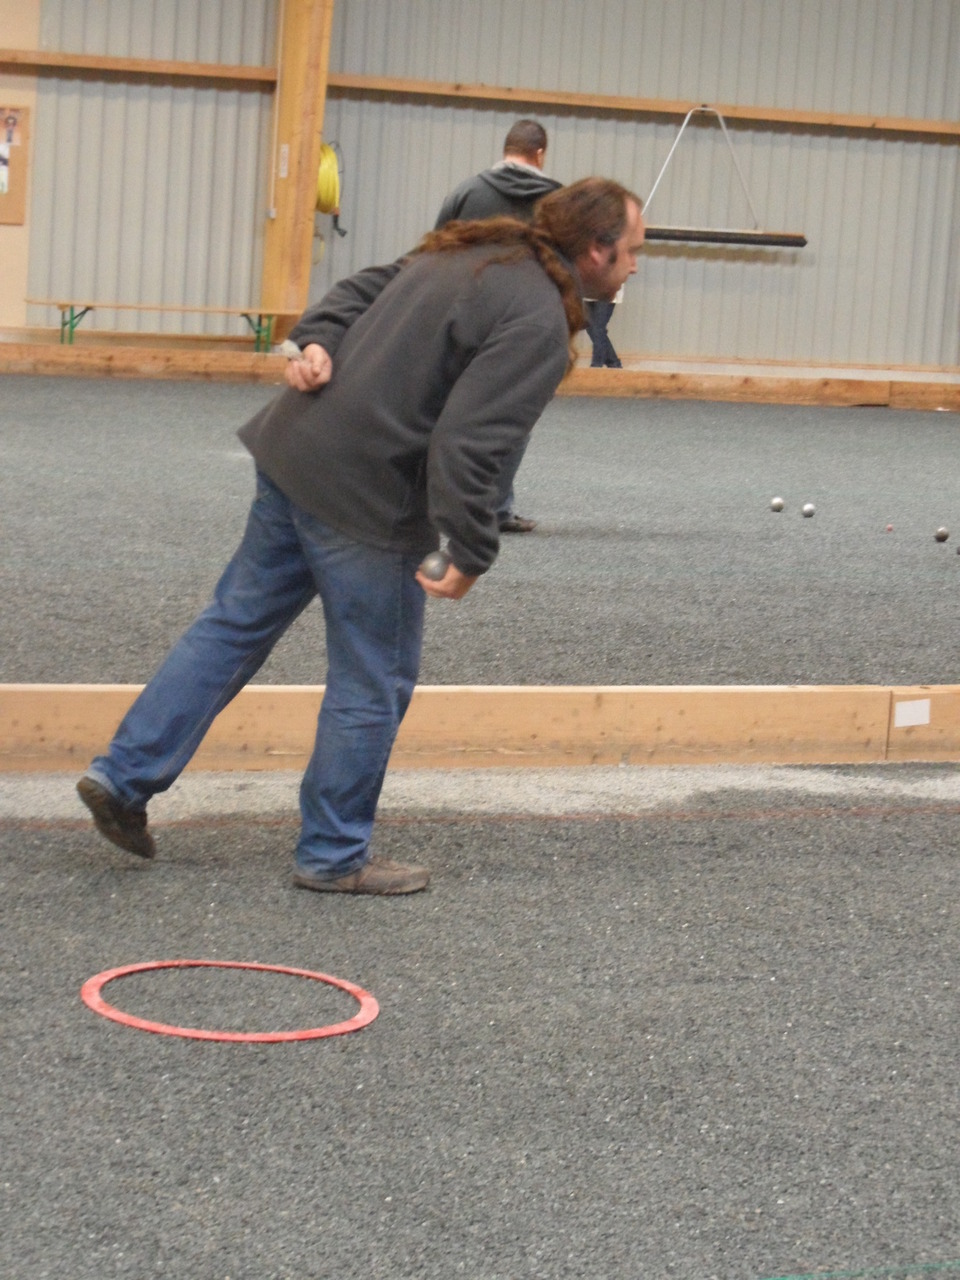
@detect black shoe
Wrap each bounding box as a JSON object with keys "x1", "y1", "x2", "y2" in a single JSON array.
[
  {"x1": 499, "y1": 514, "x2": 537, "y2": 533},
  {"x1": 76, "y1": 776, "x2": 155, "y2": 859}
]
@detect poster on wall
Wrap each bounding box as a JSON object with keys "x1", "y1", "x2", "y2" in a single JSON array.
[{"x1": 0, "y1": 107, "x2": 28, "y2": 224}]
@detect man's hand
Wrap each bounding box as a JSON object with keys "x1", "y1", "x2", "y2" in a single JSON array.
[
  {"x1": 285, "y1": 343, "x2": 333, "y2": 392},
  {"x1": 416, "y1": 561, "x2": 478, "y2": 600}
]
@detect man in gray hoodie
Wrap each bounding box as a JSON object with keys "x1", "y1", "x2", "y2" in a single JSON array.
[
  {"x1": 434, "y1": 119, "x2": 562, "y2": 229},
  {"x1": 435, "y1": 119, "x2": 564, "y2": 533},
  {"x1": 77, "y1": 179, "x2": 645, "y2": 897}
]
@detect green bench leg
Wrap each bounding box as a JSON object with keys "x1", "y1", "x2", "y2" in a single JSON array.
[
  {"x1": 241, "y1": 313, "x2": 276, "y2": 353},
  {"x1": 60, "y1": 305, "x2": 91, "y2": 344}
]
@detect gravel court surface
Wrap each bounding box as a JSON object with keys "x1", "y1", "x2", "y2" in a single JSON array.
[
  {"x1": 4, "y1": 377, "x2": 960, "y2": 686},
  {"x1": 6, "y1": 763, "x2": 960, "y2": 823},
  {"x1": 3, "y1": 377, "x2": 960, "y2": 1276},
  {"x1": 2, "y1": 771, "x2": 959, "y2": 1280}
]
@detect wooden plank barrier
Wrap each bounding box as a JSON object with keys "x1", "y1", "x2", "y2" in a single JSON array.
[
  {"x1": 559, "y1": 368, "x2": 895, "y2": 406},
  {"x1": 3, "y1": 684, "x2": 960, "y2": 772},
  {"x1": 1, "y1": 344, "x2": 957, "y2": 407},
  {"x1": 0, "y1": 342, "x2": 288, "y2": 383}
]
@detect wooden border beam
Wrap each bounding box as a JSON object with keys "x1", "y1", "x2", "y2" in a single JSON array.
[
  {"x1": 1, "y1": 344, "x2": 959, "y2": 408},
  {"x1": 559, "y1": 368, "x2": 897, "y2": 407},
  {"x1": 0, "y1": 342, "x2": 287, "y2": 382},
  {"x1": 4, "y1": 684, "x2": 960, "y2": 772}
]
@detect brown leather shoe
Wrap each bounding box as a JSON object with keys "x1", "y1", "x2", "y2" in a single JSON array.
[
  {"x1": 76, "y1": 776, "x2": 155, "y2": 859},
  {"x1": 293, "y1": 856, "x2": 429, "y2": 895},
  {"x1": 499, "y1": 514, "x2": 537, "y2": 533}
]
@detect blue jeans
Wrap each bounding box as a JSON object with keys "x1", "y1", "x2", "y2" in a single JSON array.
[
  {"x1": 585, "y1": 300, "x2": 622, "y2": 368},
  {"x1": 87, "y1": 470, "x2": 426, "y2": 878},
  {"x1": 495, "y1": 435, "x2": 530, "y2": 523}
]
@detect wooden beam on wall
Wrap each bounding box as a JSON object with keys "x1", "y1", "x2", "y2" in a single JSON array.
[
  {"x1": 4, "y1": 48, "x2": 956, "y2": 140},
  {"x1": 259, "y1": 1, "x2": 336, "y2": 328},
  {"x1": 0, "y1": 47, "x2": 277, "y2": 85},
  {"x1": 326, "y1": 72, "x2": 960, "y2": 141}
]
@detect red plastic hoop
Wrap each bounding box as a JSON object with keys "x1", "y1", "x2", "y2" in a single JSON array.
[{"x1": 80, "y1": 959, "x2": 379, "y2": 1042}]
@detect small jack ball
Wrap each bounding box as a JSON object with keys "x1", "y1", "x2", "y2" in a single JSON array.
[
  {"x1": 802, "y1": 503, "x2": 815, "y2": 518},
  {"x1": 935, "y1": 527, "x2": 950, "y2": 542},
  {"x1": 419, "y1": 550, "x2": 451, "y2": 580},
  {"x1": 886, "y1": 524, "x2": 894, "y2": 532},
  {"x1": 770, "y1": 496, "x2": 785, "y2": 512}
]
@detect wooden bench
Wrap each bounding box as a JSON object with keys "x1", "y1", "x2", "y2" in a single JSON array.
[{"x1": 25, "y1": 299, "x2": 301, "y2": 352}]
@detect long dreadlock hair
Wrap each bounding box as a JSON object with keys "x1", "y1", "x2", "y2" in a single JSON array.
[
  {"x1": 414, "y1": 178, "x2": 642, "y2": 370},
  {"x1": 414, "y1": 217, "x2": 585, "y2": 369}
]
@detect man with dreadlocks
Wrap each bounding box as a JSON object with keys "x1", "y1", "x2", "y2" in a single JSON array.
[{"x1": 77, "y1": 178, "x2": 645, "y2": 895}]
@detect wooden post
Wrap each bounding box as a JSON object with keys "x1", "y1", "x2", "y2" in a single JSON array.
[{"x1": 260, "y1": 0, "x2": 335, "y2": 336}]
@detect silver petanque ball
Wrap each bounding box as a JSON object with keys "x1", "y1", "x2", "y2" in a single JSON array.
[{"x1": 419, "y1": 550, "x2": 451, "y2": 580}]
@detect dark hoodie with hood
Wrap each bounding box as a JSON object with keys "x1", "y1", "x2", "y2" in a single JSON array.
[{"x1": 434, "y1": 160, "x2": 563, "y2": 228}]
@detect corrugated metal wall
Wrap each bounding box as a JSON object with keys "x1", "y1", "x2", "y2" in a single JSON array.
[
  {"x1": 24, "y1": 0, "x2": 960, "y2": 365},
  {"x1": 315, "y1": 0, "x2": 960, "y2": 367},
  {"x1": 330, "y1": 0, "x2": 960, "y2": 117},
  {"x1": 27, "y1": 0, "x2": 277, "y2": 337}
]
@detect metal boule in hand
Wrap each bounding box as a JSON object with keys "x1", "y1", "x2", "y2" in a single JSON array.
[{"x1": 419, "y1": 550, "x2": 450, "y2": 580}]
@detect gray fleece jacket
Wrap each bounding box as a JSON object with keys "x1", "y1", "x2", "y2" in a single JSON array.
[
  {"x1": 238, "y1": 243, "x2": 572, "y2": 576},
  {"x1": 434, "y1": 161, "x2": 563, "y2": 228}
]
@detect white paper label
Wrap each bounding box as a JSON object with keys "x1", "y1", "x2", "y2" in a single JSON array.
[{"x1": 893, "y1": 698, "x2": 931, "y2": 728}]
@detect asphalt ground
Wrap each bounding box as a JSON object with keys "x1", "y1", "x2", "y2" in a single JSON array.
[
  {"x1": 3, "y1": 377, "x2": 960, "y2": 686},
  {"x1": 2, "y1": 378, "x2": 959, "y2": 1278}
]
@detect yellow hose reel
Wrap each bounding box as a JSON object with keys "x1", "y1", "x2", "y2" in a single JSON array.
[
  {"x1": 315, "y1": 142, "x2": 348, "y2": 253},
  {"x1": 316, "y1": 142, "x2": 340, "y2": 214}
]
